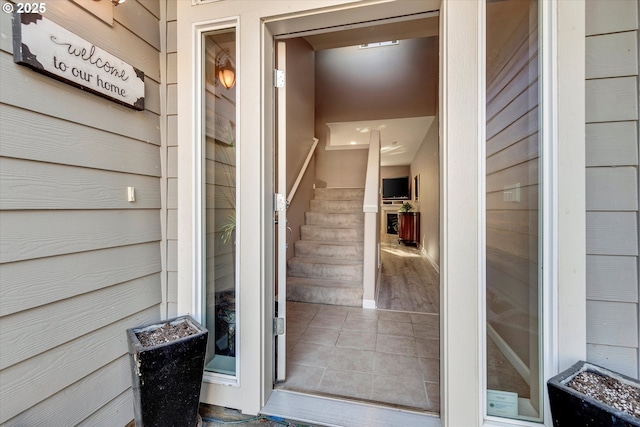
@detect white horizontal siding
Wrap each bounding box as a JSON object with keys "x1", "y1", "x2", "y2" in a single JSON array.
[
  {"x1": 0, "y1": 210, "x2": 161, "y2": 263},
  {"x1": 585, "y1": 0, "x2": 639, "y2": 380},
  {"x1": 0, "y1": 1, "x2": 163, "y2": 425},
  {"x1": 586, "y1": 121, "x2": 638, "y2": 167},
  {"x1": 4, "y1": 356, "x2": 132, "y2": 427},
  {"x1": 586, "y1": 255, "x2": 639, "y2": 303},
  {"x1": 585, "y1": 0, "x2": 639, "y2": 36},
  {"x1": 585, "y1": 166, "x2": 638, "y2": 211},
  {"x1": 0, "y1": 307, "x2": 159, "y2": 423},
  {"x1": 586, "y1": 301, "x2": 638, "y2": 348},
  {"x1": 0, "y1": 242, "x2": 160, "y2": 316},
  {"x1": 587, "y1": 344, "x2": 638, "y2": 379},
  {"x1": 586, "y1": 77, "x2": 638, "y2": 123},
  {"x1": 586, "y1": 31, "x2": 638, "y2": 79},
  {"x1": 0, "y1": 158, "x2": 161, "y2": 210}
]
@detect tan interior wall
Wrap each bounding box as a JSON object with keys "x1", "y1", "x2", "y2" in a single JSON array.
[
  {"x1": 285, "y1": 38, "x2": 316, "y2": 260},
  {"x1": 411, "y1": 116, "x2": 440, "y2": 267},
  {"x1": 314, "y1": 37, "x2": 438, "y2": 188}
]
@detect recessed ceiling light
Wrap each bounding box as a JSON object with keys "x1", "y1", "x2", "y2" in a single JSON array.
[
  {"x1": 350, "y1": 141, "x2": 357, "y2": 145},
  {"x1": 359, "y1": 41, "x2": 399, "y2": 49}
]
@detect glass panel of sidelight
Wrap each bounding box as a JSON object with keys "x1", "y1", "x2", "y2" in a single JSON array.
[
  {"x1": 485, "y1": 0, "x2": 542, "y2": 422},
  {"x1": 202, "y1": 28, "x2": 237, "y2": 376}
]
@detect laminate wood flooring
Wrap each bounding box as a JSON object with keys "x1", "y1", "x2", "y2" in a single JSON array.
[{"x1": 377, "y1": 236, "x2": 439, "y2": 313}]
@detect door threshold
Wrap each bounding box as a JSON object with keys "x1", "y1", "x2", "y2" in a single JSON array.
[{"x1": 261, "y1": 389, "x2": 442, "y2": 427}]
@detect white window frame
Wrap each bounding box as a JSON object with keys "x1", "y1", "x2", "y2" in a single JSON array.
[
  {"x1": 192, "y1": 17, "x2": 241, "y2": 387},
  {"x1": 478, "y1": 0, "x2": 586, "y2": 426}
]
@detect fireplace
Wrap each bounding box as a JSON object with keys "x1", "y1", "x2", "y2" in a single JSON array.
[{"x1": 386, "y1": 213, "x2": 398, "y2": 234}]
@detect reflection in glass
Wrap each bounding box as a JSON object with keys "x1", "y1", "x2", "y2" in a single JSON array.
[
  {"x1": 203, "y1": 29, "x2": 237, "y2": 376},
  {"x1": 485, "y1": 0, "x2": 541, "y2": 421}
]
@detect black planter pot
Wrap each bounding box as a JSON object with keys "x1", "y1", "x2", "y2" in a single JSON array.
[
  {"x1": 126, "y1": 315, "x2": 208, "y2": 427},
  {"x1": 547, "y1": 360, "x2": 640, "y2": 427}
]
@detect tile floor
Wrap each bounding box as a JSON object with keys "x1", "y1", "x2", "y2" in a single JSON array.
[{"x1": 277, "y1": 302, "x2": 440, "y2": 413}]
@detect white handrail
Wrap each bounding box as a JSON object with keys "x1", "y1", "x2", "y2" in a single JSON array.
[{"x1": 287, "y1": 137, "x2": 319, "y2": 205}]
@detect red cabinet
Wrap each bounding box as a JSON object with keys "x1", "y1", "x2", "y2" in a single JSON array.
[{"x1": 398, "y1": 212, "x2": 420, "y2": 246}]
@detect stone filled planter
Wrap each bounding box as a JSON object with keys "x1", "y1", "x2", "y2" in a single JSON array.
[
  {"x1": 547, "y1": 360, "x2": 640, "y2": 427},
  {"x1": 126, "y1": 315, "x2": 208, "y2": 427}
]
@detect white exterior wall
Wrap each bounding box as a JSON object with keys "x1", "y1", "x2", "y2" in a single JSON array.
[
  {"x1": 0, "y1": 1, "x2": 163, "y2": 425},
  {"x1": 585, "y1": 0, "x2": 639, "y2": 379}
]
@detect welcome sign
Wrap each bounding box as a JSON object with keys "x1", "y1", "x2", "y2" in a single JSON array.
[{"x1": 12, "y1": 13, "x2": 145, "y2": 110}]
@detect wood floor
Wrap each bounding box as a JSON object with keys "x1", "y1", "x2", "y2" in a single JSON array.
[{"x1": 377, "y1": 235, "x2": 439, "y2": 313}]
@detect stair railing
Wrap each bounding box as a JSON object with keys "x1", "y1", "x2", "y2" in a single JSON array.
[
  {"x1": 362, "y1": 130, "x2": 381, "y2": 309},
  {"x1": 286, "y1": 137, "x2": 319, "y2": 206}
]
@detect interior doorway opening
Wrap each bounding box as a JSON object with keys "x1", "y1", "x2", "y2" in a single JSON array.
[{"x1": 270, "y1": 9, "x2": 442, "y2": 415}]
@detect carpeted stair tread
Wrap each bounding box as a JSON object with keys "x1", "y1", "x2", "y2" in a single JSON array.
[
  {"x1": 300, "y1": 225, "x2": 364, "y2": 242},
  {"x1": 286, "y1": 187, "x2": 366, "y2": 306},
  {"x1": 314, "y1": 188, "x2": 365, "y2": 200},
  {"x1": 287, "y1": 276, "x2": 363, "y2": 288},
  {"x1": 287, "y1": 277, "x2": 363, "y2": 307},
  {"x1": 309, "y1": 199, "x2": 363, "y2": 213},
  {"x1": 305, "y1": 212, "x2": 364, "y2": 226},
  {"x1": 294, "y1": 240, "x2": 364, "y2": 260},
  {"x1": 287, "y1": 257, "x2": 363, "y2": 282}
]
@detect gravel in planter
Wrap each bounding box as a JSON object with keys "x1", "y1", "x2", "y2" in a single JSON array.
[{"x1": 567, "y1": 371, "x2": 640, "y2": 419}]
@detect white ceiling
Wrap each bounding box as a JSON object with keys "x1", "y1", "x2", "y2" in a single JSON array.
[{"x1": 325, "y1": 116, "x2": 435, "y2": 166}]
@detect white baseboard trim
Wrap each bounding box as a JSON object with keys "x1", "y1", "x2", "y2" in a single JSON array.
[
  {"x1": 421, "y1": 247, "x2": 440, "y2": 274},
  {"x1": 363, "y1": 299, "x2": 376, "y2": 309},
  {"x1": 487, "y1": 323, "x2": 530, "y2": 385}
]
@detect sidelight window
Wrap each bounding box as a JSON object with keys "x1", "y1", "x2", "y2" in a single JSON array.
[
  {"x1": 201, "y1": 27, "x2": 238, "y2": 377},
  {"x1": 485, "y1": 0, "x2": 543, "y2": 422}
]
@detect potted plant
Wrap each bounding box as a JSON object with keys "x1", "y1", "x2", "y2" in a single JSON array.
[
  {"x1": 547, "y1": 360, "x2": 640, "y2": 427},
  {"x1": 398, "y1": 201, "x2": 414, "y2": 212},
  {"x1": 126, "y1": 315, "x2": 208, "y2": 427}
]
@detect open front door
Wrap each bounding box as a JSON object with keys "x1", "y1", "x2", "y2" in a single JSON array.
[{"x1": 274, "y1": 41, "x2": 287, "y2": 382}]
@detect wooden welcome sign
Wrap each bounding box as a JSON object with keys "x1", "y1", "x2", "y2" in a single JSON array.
[{"x1": 12, "y1": 13, "x2": 145, "y2": 110}]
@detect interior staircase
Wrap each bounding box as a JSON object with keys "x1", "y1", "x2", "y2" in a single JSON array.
[{"x1": 287, "y1": 187, "x2": 364, "y2": 307}]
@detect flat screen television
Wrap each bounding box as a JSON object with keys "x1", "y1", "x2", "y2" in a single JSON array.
[{"x1": 382, "y1": 176, "x2": 410, "y2": 200}]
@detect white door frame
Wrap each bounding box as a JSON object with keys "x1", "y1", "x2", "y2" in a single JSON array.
[{"x1": 175, "y1": 0, "x2": 586, "y2": 423}]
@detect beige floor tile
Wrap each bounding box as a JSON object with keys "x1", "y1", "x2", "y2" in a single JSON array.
[
  {"x1": 425, "y1": 381, "x2": 440, "y2": 412},
  {"x1": 378, "y1": 310, "x2": 412, "y2": 323},
  {"x1": 376, "y1": 334, "x2": 418, "y2": 356},
  {"x1": 289, "y1": 302, "x2": 322, "y2": 314},
  {"x1": 335, "y1": 330, "x2": 377, "y2": 351},
  {"x1": 346, "y1": 307, "x2": 379, "y2": 321},
  {"x1": 281, "y1": 363, "x2": 324, "y2": 392},
  {"x1": 374, "y1": 352, "x2": 422, "y2": 379},
  {"x1": 343, "y1": 318, "x2": 378, "y2": 332},
  {"x1": 318, "y1": 305, "x2": 350, "y2": 317},
  {"x1": 298, "y1": 327, "x2": 340, "y2": 346},
  {"x1": 413, "y1": 320, "x2": 439, "y2": 340},
  {"x1": 288, "y1": 309, "x2": 317, "y2": 324},
  {"x1": 317, "y1": 369, "x2": 373, "y2": 400},
  {"x1": 378, "y1": 320, "x2": 414, "y2": 337},
  {"x1": 326, "y1": 347, "x2": 375, "y2": 373},
  {"x1": 289, "y1": 342, "x2": 334, "y2": 368},
  {"x1": 309, "y1": 313, "x2": 347, "y2": 329},
  {"x1": 416, "y1": 338, "x2": 439, "y2": 359},
  {"x1": 419, "y1": 357, "x2": 440, "y2": 382},
  {"x1": 410, "y1": 313, "x2": 439, "y2": 324},
  {"x1": 286, "y1": 321, "x2": 307, "y2": 341},
  {"x1": 371, "y1": 374, "x2": 428, "y2": 409}
]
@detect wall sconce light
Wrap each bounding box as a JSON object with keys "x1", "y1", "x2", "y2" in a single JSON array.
[{"x1": 216, "y1": 49, "x2": 235, "y2": 90}]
